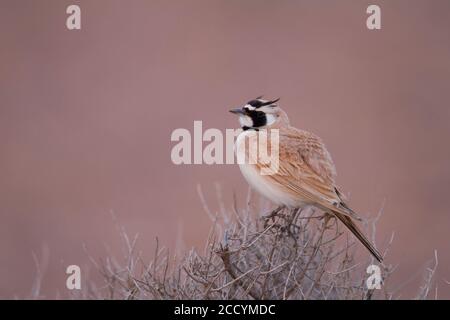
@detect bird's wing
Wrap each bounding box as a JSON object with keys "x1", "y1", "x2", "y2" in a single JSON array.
[{"x1": 257, "y1": 128, "x2": 362, "y2": 221}]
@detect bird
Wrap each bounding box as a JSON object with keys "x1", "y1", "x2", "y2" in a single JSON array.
[{"x1": 229, "y1": 97, "x2": 383, "y2": 262}]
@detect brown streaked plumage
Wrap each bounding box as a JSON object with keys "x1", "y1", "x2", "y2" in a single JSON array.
[{"x1": 231, "y1": 97, "x2": 383, "y2": 262}]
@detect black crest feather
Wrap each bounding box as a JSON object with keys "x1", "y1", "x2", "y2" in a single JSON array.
[{"x1": 247, "y1": 97, "x2": 280, "y2": 108}]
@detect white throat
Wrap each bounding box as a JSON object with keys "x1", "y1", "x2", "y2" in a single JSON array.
[{"x1": 238, "y1": 115, "x2": 253, "y2": 128}]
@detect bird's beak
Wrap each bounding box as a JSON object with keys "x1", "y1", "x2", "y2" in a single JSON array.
[{"x1": 229, "y1": 108, "x2": 245, "y2": 115}]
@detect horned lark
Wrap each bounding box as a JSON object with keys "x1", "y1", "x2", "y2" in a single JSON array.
[{"x1": 230, "y1": 97, "x2": 383, "y2": 262}]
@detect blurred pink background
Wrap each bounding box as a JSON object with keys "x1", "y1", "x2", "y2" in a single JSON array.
[{"x1": 1, "y1": 0, "x2": 450, "y2": 298}]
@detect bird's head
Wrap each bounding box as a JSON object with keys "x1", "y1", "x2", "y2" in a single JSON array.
[{"x1": 229, "y1": 97, "x2": 288, "y2": 130}]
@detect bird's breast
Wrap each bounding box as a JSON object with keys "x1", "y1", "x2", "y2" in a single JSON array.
[{"x1": 235, "y1": 130, "x2": 306, "y2": 208}]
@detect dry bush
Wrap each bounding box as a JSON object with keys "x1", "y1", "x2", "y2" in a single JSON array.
[{"x1": 72, "y1": 186, "x2": 438, "y2": 300}]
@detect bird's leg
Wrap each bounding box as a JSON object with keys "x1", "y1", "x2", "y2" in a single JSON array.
[
  {"x1": 262, "y1": 205, "x2": 285, "y2": 228},
  {"x1": 274, "y1": 208, "x2": 303, "y2": 237},
  {"x1": 285, "y1": 208, "x2": 302, "y2": 235}
]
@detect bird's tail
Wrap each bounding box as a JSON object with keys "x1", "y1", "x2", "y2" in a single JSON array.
[{"x1": 332, "y1": 211, "x2": 383, "y2": 263}]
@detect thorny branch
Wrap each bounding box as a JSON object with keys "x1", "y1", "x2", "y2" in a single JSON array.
[{"x1": 62, "y1": 187, "x2": 439, "y2": 300}]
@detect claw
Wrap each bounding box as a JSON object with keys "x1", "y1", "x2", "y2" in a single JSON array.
[{"x1": 262, "y1": 205, "x2": 285, "y2": 228}]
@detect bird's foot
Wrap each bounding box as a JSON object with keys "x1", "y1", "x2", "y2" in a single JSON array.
[
  {"x1": 281, "y1": 208, "x2": 303, "y2": 237},
  {"x1": 262, "y1": 205, "x2": 285, "y2": 228}
]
